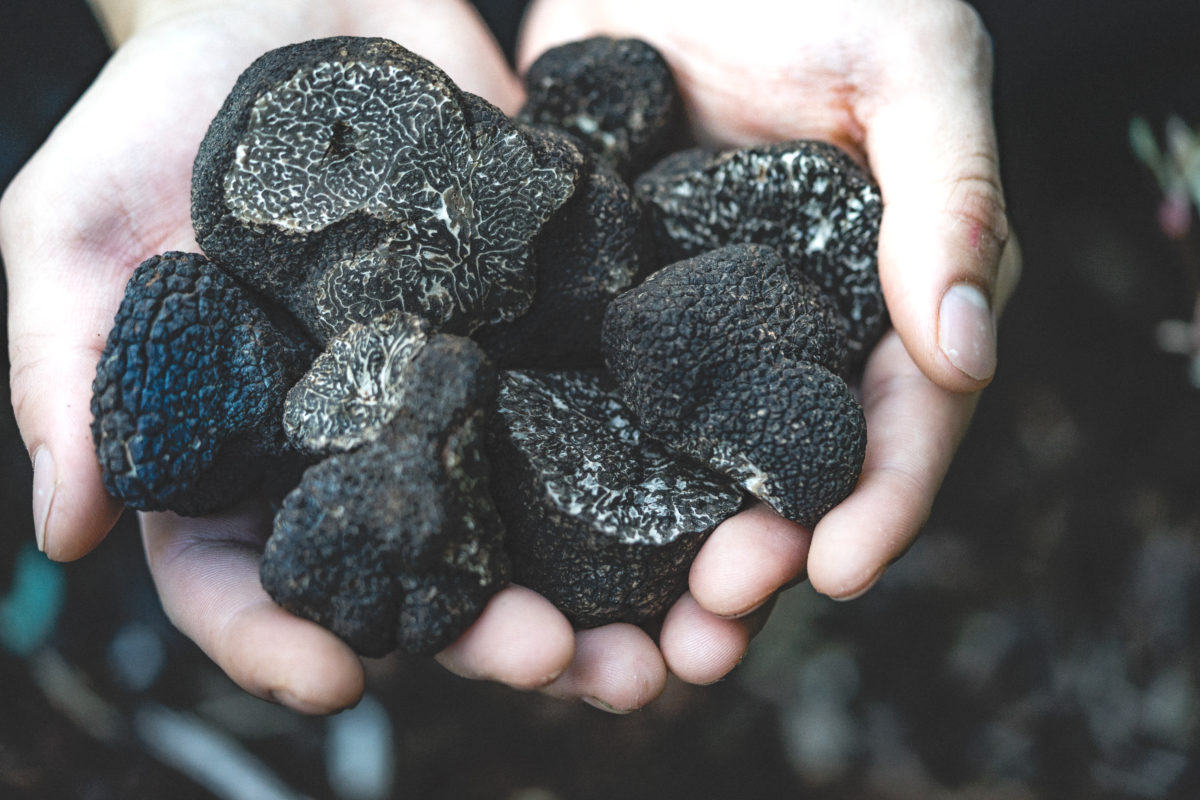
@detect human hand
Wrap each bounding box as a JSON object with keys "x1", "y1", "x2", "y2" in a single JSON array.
[
  {"x1": 517, "y1": 0, "x2": 1022, "y2": 687},
  {"x1": 0, "y1": 0, "x2": 588, "y2": 714}
]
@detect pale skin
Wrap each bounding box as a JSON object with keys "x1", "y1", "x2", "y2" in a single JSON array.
[{"x1": 1, "y1": 0, "x2": 1019, "y2": 713}]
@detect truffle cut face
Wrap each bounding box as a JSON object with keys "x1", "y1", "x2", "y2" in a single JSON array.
[
  {"x1": 519, "y1": 36, "x2": 685, "y2": 179},
  {"x1": 602, "y1": 244, "x2": 866, "y2": 528},
  {"x1": 489, "y1": 370, "x2": 743, "y2": 627},
  {"x1": 283, "y1": 310, "x2": 433, "y2": 455},
  {"x1": 90, "y1": 252, "x2": 314, "y2": 516},
  {"x1": 261, "y1": 335, "x2": 508, "y2": 656},
  {"x1": 635, "y1": 140, "x2": 886, "y2": 367},
  {"x1": 193, "y1": 37, "x2": 583, "y2": 342}
]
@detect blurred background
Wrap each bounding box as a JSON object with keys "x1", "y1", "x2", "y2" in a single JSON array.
[{"x1": 2, "y1": 1, "x2": 1199, "y2": 797}]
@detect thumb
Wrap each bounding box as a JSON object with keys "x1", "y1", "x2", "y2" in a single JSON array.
[
  {"x1": 2, "y1": 173, "x2": 129, "y2": 561},
  {"x1": 865, "y1": 4, "x2": 1017, "y2": 393}
]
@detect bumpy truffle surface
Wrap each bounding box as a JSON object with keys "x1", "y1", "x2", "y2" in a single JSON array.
[
  {"x1": 91, "y1": 252, "x2": 314, "y2": 515},
  {"x1": 635, "y1": 140, "x2": 885, "y2": 367},
  {"x1": 261, "y1": 335, "x2": 509, "y2": 656},
  {"x1": 283, "y1": 310, "x2": 433, "y2": 455},
  {"x1": 602, "y1": 244, "x2": 865, "y2": 528},
  {"x1": 488, "y1": 370, "x2": 743, "y2": 628},
  {"x1": 192, "y1": 37, "x2": 582, "y2": 342},
  {"x1": 519, "y1": 36, "x2": 685, "y2": 179},
  {"x1": 475, "y1": 155, "x2": 653, "y2": 368}
]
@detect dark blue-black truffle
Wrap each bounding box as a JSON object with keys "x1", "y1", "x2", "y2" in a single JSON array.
[{"x1": 90, "y1": 252, "x2": 315, "y2": 516}]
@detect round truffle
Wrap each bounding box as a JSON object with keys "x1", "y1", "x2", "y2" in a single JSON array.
[
  {"x1": 192, "y1": 37, "x2": 583, "y2": 341},
  {"x1": 602, "y1": 244, "x2": 866, "y2": 528},
  {"x1": 635, "y1": 140, "x2": 886, "y2": 368},
  {"x1": 90, "y1": 252, "x2": 315, "y2": 515},
  {"x1": 488, "y1": 370, "x2": 743, "y2": 628},
  {"x1": 519, "y1": 36, "x2": 686, "y2": 179},
  {"x1": 260, "y1": 335, "x2": 509, "y2": 656}
]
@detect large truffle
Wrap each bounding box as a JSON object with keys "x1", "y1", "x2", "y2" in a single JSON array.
[
  {"x1": 474, "y1": 155, "x2": 653, "y2": 368},
  {"x1": 488, "y1": 370, "x2": 743, "y2": 628},
  {"x1": 602, "y1": 244, "x2": 865, "y2": 528},
  {"x1": 192, "y1": 37, "x2": 583, "y2": 342},
  {"x1": 635, "y1": 140, "x2": 886, "y2": 368},
  {"x1": 90, "y1": 252, "x2": 315, "y2": 516},
  {"x1": 519, "y1": 36, "x2": 686, "y2": 179},
  {"x1": 260, "y1": 335, "x2": 509, "y2": 656}
]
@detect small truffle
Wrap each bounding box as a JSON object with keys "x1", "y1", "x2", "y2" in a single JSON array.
[
  {"x1": 283, "y1": 310, "x2": 434, "y2": 455},
  {"x1": 261, "y1": 335, "x2": 509, "y2": 656},
  {"x1": 519, "y1": 36, "x2": 686, "y2": 179},
  {"x1": 602, "y1": 244, "x2": 865, "y2": 528},
  {"x1": 192, "y1": 37, "x2": 582, "y2": 342},
  {"x1": 91, "y1": 252, "x2": 314, "y2": 515},
  {"x1": 488, "y1": 370, "x2": 743, "y2": 628},
  {"x1": 474, "y1": 155, "x2": 653, "y2": 368},
  {"x1": 635, "y1": 140, "x2": 886, "y2": 367}
]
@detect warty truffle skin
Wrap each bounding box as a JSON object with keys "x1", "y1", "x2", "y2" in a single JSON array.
[
  {"x1": 635, "y1": 140, "x2": 886, "y2": 369},
  {"x1": 260, "y1": 335, "x2": 511, "y2": 657},
  {"x1": 518, "y1": 36, "x2": 686, "y2": 180},
  {"x1": 602, "y1": 244, "x2": 866, "y2": 528},
  {"x1": 191, "y1": 36, "x2": 582, "y2": 343},
  {"x1": 487, "y1": 370, "x2": 743, "y2": 628},
  {"x1": 90, "y1": 251, "x2": 315, "y2": 516}
]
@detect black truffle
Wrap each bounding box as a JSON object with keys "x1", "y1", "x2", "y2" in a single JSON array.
[
  {"x1": 90, "y1": 252, "x2": 314, "y2": 515},
  {"x1": 519, "y1": 36, "x2": 686, "y2": 179},
  {"x1": 488, "y1": 370, "x2": 743, "y2": 628},
  {"x1": 635, "y1": 140, "x2": 886, "y2": 368},
  {"x1": 260, "y1": 335, "x2": 509, "y2": 656},
  {"x1": 474, "y1": 154, "x2": 653, "y2": 368},
  {"x1": 602, "y1": 244, "x2": 865, "y2": 528},
  {"x1": 192, "y1": 37, "x2": 582, "y2": 342}
]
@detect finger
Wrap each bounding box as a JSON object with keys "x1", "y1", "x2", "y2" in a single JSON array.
[
  {"x1": 140, "y1": 505, "x2": 365, "y2": 714},
  {"x1": 435, "y1": 585, "x2": 575, "y2": 690},
  {"x1": 806, "y1": 332, "x2": 978, "y2": 598},
  {"x1": 540, "y1": 624, "x2": 667, "y2": 713},
  {"x1": 864, "y1": 2, "x2": 1010, "y2": 392},
  {"x1": 689, "y1": 503, "x2": 810, "y2": 618},
  {"x1": 658, "y1": 592, "x2": 753, "y2": 685}
]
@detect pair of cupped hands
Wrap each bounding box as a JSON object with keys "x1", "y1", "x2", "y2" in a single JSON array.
[{"x1": 0, "y1": 0, "x2": 1019, "y2": 714}]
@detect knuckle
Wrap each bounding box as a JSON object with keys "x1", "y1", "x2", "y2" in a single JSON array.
[{"x1": 944, "y1": 160, "x2": 1009, "y2": 248}]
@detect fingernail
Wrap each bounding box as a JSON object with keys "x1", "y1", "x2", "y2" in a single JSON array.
[
  {"x1": 583, "y1": 696, "x2": 633, "y2": 715},
  {"x1": 939, "y1": 283, "x2": 996, "y2": 381},
  {"x1": 32, "y1": 447, "x2": 56, "y2": 553},
  {"x1": 831, "y1": 566, "x2": 886, "y2": 602}
]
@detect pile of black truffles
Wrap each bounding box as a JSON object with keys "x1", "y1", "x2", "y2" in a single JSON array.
[{"x1": 91, "y1": 35, "x2": 885, "y2": 656}]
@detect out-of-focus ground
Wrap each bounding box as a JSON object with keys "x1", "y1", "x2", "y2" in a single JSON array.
[{"x1": 2, "y1": 1, "x2": 1199, "y2": 798}]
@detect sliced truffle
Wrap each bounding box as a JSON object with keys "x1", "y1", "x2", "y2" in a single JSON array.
[
  {"x1": 519, "y1": 36, "x2": 686, "y2": 179},
  {"x1": 488, "y1": 370, "x2": 743, "y2": 628},
  {"x1": 192, "y1": 37, "x2": 582, "y2": 342},
  {"x1": 90, "y1": 252, "x2": 315, "y2": 515},
  {"x1": 283, "y1": 310, "x2": 434, "y2": 455},
  {"x1": 602, "y1": 244, "x2": 865, "y2": 528},
  {"x1": 635, "y1": 140, "x2": 886, "y2": 367},
  {"x1": 474, "y1": 155, "x2": 653, "y2": 368},
  {"x1": 261, "y1": 335, "x2": 509, "y2": 656}
]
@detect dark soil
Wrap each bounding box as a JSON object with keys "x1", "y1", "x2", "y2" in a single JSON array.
[{"x1": 2, "y1": 1, "x2": 1199, "y2": 798}]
